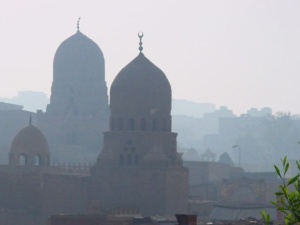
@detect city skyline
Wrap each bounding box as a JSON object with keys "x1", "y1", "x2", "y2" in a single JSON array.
[{"x1": 1, "y1": 1, "x2": 299, "y2": 115}]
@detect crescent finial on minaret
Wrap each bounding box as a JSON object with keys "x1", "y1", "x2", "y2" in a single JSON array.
[
  {"x1": 138, "y1": 32, "x2": 144, "y2": 53},
  {"x1": 77, "y1": 17, "x2": 81, "y2": 31}
]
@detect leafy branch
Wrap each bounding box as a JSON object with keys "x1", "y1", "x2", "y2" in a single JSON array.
[{"x1": 262, "y1": 156, "x2": 300, "y2": 225}]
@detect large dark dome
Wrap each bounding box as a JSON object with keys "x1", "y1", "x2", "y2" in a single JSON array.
[
  {"x1": 10, "y1": 125, "x2": 49, "y2": 155},
  {"x1": 110, "y1": 53, "x2": 171, "y2": 115}
]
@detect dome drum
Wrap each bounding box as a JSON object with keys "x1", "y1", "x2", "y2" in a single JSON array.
[
  {"x1": 109, "y1": 115, "x2": 171, "y2": 132},
  {"x1": 9, "y1": 152, "x2": 50, "y2": 166}
]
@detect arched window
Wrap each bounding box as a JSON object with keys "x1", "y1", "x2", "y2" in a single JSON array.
[
  {"x1": 34, "y1": 155, "x2": 42, "y2": 166},
  {"x1": 119, "y1": 154, "x2": 124, "y2": 165},
  {"x1": 152, "y1": 119, "x2": 157, "y2": 131},
  {"x1": 19, "y1": 154, "x2": 27, "y2": 165},
  {"x1": 141, "y1": 118, "x2": 147, "y2": 131},
  {"x1": 128, "y1": 153, "x2": 132, "y2": 166},
  {"x1": 134, "y1": 154, "x2": 139, "y2": 166},
  {"x1": 129, "y1": 119, "x2": 135, "y2": 131}
]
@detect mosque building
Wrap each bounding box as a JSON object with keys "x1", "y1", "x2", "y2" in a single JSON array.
[
  {"x1": 0, "y1": 27, "x2": 189, "y2": 224},
  {"x1": 37, "y1": 20, "x2": 109, "y2": 163},
  {"x1": 0, "y1": 23, "x2": 278, "y2": 225},
  {"x1": 89, "y1": 32, "x2": 188, "y2": 215}
]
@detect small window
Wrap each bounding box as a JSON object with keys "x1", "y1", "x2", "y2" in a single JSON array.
[
  {"x1": 152, "y1": 119, "x2": 157, "y2": 131},
  {"x1": 141, "y1": 118, "x2": 147, "y2": 131},
  {"x1": 19, "y1": 154, "x2": 27, "y2": 165},
  {"x1": 119, "y1": 154, "x2": 124, "y2": 165},
  {"x1": 129, "y1": 119, "x2": 135, "y2": 131},
  {"x1": 34, "y1": 155, "x2": 42, "y2": 166},
  {"x1": 134, "y1": 154, "x2": 139, "y2": 165},
  {"x1": 128, "y1": 153, "x2": 132, "y2": 166}
]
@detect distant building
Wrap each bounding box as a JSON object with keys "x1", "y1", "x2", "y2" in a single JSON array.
[
  {"x1": 182, "y1": 148, "x2": 200, "y2": 161},
  {"x1": 247, "y1": 107, "x2": 272, "y2": 117},
  {"x1": 0, "y1": 91, "x2": 49, "y2": 112},
  {"x1": 183, "y1": 160, "x2": 279, "y2": 222},
  {"x1": 37, "y1": 27, "x2": 109, "y2": 163},
  {"x1": 0, "y1": 102, "x2": 23, "y2": 111}
]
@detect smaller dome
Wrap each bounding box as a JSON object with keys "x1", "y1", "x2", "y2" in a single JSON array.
[
  {"x1": 10, "y1": 125, "x2": 49, "y2": 155},
  {"x1": 200, "y1": 148, "x2": 216, "y2": 162},
  {"x1": 182, "y1": 148, "x2": 200, "y2": 161}
]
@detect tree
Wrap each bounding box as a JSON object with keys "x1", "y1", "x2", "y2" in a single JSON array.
[{"x1": 262, "y1": 156, "x2": 300, "y2": 225}]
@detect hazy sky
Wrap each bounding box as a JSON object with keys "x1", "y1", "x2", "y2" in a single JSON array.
[{"x1": 1, "y1": 1, "x2": 300, "y2": 115}]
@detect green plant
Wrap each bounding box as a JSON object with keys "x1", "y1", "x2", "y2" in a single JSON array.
[{"x1": 262, "y1": 156, "x2": 300, "y2": 225}]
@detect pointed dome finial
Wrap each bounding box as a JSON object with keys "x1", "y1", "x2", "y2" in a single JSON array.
[
  {"x1": 77, "y1": 17, "x2": 81, "y2": 31},
  {"x1": 138, "y1": 32, "x2": 144, "y2": 53}
]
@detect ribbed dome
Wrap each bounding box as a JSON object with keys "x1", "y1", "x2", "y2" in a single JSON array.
[
  {"x1": 110, "y1": 53, "x2": 171, "y2": 115},
  {"x1": 10, "y1": 125, "x2": 49, "y2": 154}
]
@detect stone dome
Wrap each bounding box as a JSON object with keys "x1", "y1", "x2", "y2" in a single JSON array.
[
  {"x1": 10, "y1": 125, "x2": 49, "y2": 154},
  {"x1": 182, "y1": 148, "x2": 200, "y2": 161},
  {"x1": 53, "y1": 30, "x2": 105, "y2": 81},
  {"x1": 48, "y1": 30, "x2": 109, "y2": 116},
  {"x1": 9, "y1": 125, "x2": 50, "y2": 166},
  {"x1": 110, "y1": 53, "x2": 171, "y2": 115}
]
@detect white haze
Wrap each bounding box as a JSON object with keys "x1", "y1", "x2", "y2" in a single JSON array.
[{"x1": 0, "y1": 0, "x2": 299, "y2": 115}]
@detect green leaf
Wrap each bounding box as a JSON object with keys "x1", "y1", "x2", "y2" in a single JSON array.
[
  {"x1": 266, "y1": 157, "x2": 300, "y2": 225},
  {"x1": 275, "y1": 191, "x2": 283, "y2": 196},
  {"x1": 274, "y1": 165, "x2": 282, "y2": 179},
  {"x1": 283, "y1": 156, "x2": 287, "y2": 166},
  {"x1": 261, "y1": 210, "x2": 270, "y2": 225},
  {"x1": 284, "y1": 162, "x2": 290, "y2": 175},
  {"x1": 297, "y1": 161, "x2": 300, "y2": 171},
  {"x1": 288, "y1": 174, "x2": 299, "y2": 186},
  {"x1": 271, "y1": 201, "x2": 277, "y2": 207}
]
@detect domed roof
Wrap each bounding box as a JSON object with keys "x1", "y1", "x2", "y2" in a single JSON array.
[
  {"x1": 182, "y1": 148, "x2": 200, "y2": 161},
  {"x1": 53, "y1": 30, "x2": 104, "y2": 80},
  {"x1": 10, "y1": 125, "x2": 49, "y2": 154},
  {"x1": 110, "y1": 53, "x2": 171, "y2": 114}
]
